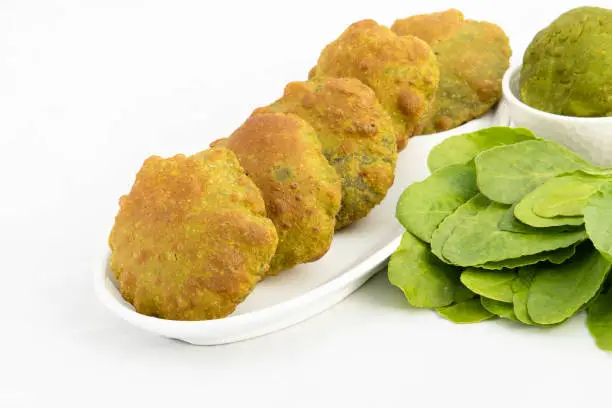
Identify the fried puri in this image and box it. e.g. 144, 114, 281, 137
108, 147, 278, 320
214, 113, 342, 274
254, 77, 397, 229
392, 9, 511, 133
309, 19, 439, 150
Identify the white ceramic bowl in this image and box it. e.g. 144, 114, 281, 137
503, 64, 612, 166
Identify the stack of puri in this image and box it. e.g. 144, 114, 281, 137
108, 9, 511, 321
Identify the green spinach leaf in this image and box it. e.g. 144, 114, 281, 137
527, 243, 612, 325
396, 163, 477, 243
515, 198, 584, 228
388, 232, 461, 308
475, 139, 609, 204
460, 268, 516, 302
427, 127, 535, 173
512, 267, 538, 325
432, 194, 587, 267
584, 182, 612, 261
435, 297, 495, 323
587, 290, 612, 351
481, 297, 519, 321
531, 172, 609, 218
477, 246, 577, 270
430, 193, 485, 264
498, 205, 583, 234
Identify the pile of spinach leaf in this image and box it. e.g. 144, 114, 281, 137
389, 127, 612, 351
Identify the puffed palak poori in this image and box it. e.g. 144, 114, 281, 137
392, 9, 511, 133
213, 112, 342, 274
254, 77, 397, 229
108, 147, 278, 320
309, 19, 440, 150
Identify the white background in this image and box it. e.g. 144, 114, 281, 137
2, 0, 612, 406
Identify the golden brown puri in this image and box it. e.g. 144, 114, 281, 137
214, 113, 342, 274
392, 10, 511, 133
108, 147, 278, 321
309, 19, 439, 151
391, 8, 464, 44
254, 77, 397, 229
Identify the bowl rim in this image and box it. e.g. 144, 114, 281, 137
502, 64, 612, 123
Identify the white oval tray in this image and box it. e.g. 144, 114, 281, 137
95, 103, 510, 345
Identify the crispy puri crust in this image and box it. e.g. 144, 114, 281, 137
391, 9, 464, 44
108, 147, 278, 320
217, 113, 342, 274
254, 77, 397, 229
392, 10, 511, 133
310, 19, 440, 150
